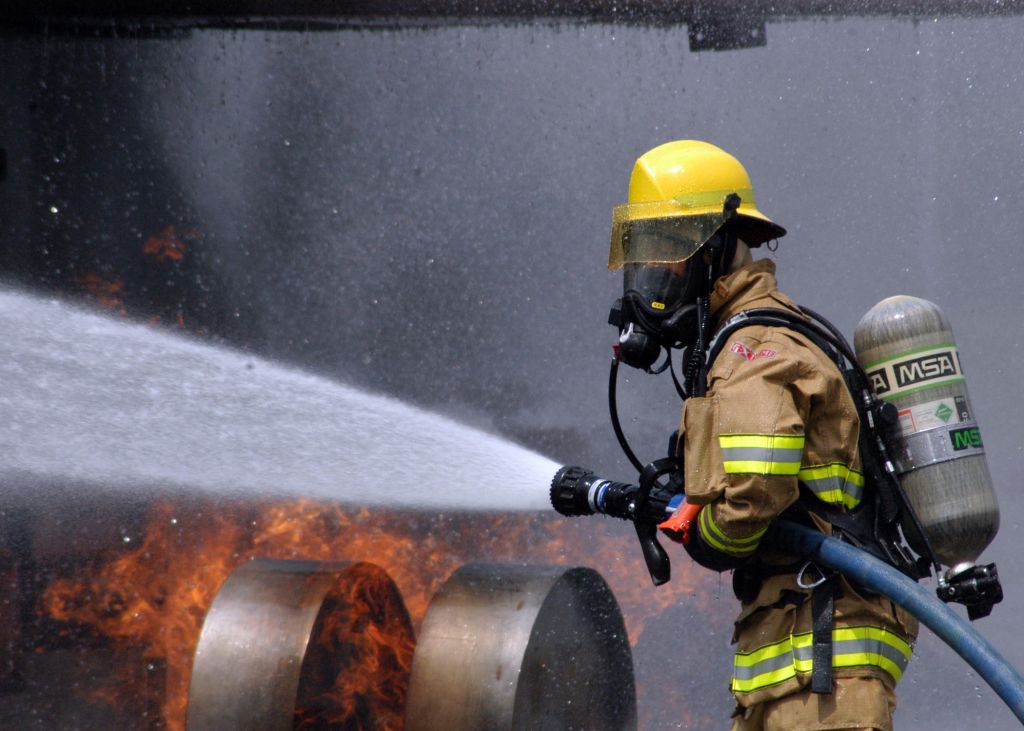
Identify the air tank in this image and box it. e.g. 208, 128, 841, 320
854, 296, 999, 567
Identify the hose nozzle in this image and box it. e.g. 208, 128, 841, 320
550, 465, 641, 520
549, 464, 680, 586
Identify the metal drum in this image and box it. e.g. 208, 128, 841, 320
186, 559, 413, 731
405, 563, 636, 731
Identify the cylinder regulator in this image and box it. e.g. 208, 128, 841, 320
854, 295, 999, 569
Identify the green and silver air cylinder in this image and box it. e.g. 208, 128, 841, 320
854, 295, 999, 567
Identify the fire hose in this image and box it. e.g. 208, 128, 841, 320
768, 519, 1024, 724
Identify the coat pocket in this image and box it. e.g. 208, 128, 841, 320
680, 395, 723, 503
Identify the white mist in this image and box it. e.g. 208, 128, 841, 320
0, 289, 557, 512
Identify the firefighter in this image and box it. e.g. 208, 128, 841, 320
609, 140, 919, 730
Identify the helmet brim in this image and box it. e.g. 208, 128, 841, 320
734, 209, 786, 247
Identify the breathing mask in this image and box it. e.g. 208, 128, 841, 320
608, 213, 736, 372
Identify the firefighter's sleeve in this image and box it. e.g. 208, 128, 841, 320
680, 333, 814, 571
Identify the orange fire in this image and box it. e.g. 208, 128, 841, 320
76, 273, 127, 315
71, 224, 201, 326
40, 497, 715, 730
294, 563, 415, 731
142, 225, 198, 263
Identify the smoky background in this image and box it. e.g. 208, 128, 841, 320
2, 8, 1023, 728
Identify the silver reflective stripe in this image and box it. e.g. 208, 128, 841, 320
732, 649, 795, 682
698, 507, 765, 557
797, 464, 865, 509
732, 628, 912, 693
831, 635, 911, 676
801, 475, 864, 504
722, 446, 804, 464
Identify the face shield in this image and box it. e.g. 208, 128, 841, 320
607, 196, 744, 371
610, 205, 728, 313
609, 201, 730, 272
608, 217, 728, 371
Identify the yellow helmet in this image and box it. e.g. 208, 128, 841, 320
609, 140, 785, 271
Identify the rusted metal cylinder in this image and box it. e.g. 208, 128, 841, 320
405, 563, 636, 731
186, 558, 413, 731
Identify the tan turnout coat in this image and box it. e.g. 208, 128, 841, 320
680, 260, 919, 710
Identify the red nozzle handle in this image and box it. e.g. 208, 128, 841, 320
659, 501, 702, 545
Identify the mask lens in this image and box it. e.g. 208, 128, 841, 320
623, 263, 688, 313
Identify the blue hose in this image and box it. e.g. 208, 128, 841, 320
767, 519, 1024, 724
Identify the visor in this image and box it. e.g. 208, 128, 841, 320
608, 205, 726, 271
608, 187, 785, 270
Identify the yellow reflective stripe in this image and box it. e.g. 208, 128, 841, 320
832, 627, 912, 661
798, 463, 865, 487
719, 434, 807, 450
732, 641, 799, 692
719, 433, 805, 476
831, 626, 912, 683
798, 463, 865, 509
833, 652, 905, 683
698, 506, 764, 557
733, 635, 792, 668
732, 626, 913, 694
732, 662, 797, 692
672, 187, 756, 209
614, 188, 756, 217
725, 460, 802, 475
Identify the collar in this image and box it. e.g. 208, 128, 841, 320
710, 259, 794, 324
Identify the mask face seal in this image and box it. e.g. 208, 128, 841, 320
607, 194, 743, 372
609, 245, 710, 371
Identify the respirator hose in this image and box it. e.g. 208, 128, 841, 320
608, 355, 645, 473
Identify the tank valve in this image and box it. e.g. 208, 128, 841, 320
937, 562, 1003, 620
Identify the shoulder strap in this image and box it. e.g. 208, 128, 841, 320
707, 307, 840, 370
707, 307, 934, 580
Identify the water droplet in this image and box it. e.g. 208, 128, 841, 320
49, 205, 59, 214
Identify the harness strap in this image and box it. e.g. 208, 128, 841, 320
811, 574, 838, 693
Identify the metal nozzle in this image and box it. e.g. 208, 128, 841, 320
550, 465, 639, 520
937, 562, 1003, 621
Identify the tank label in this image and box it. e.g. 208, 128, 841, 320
866, 345, 964, 399
895, 419, 985, 473
897, 395, 971, 436
950, 426, 984, 451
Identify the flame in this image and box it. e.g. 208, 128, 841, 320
142, 225, 195, 263
75, 273, 127, 315
70, 225, 201, 324
42, 503, 247, 726
294, 563, 415, 730
39, 498, 715, 729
